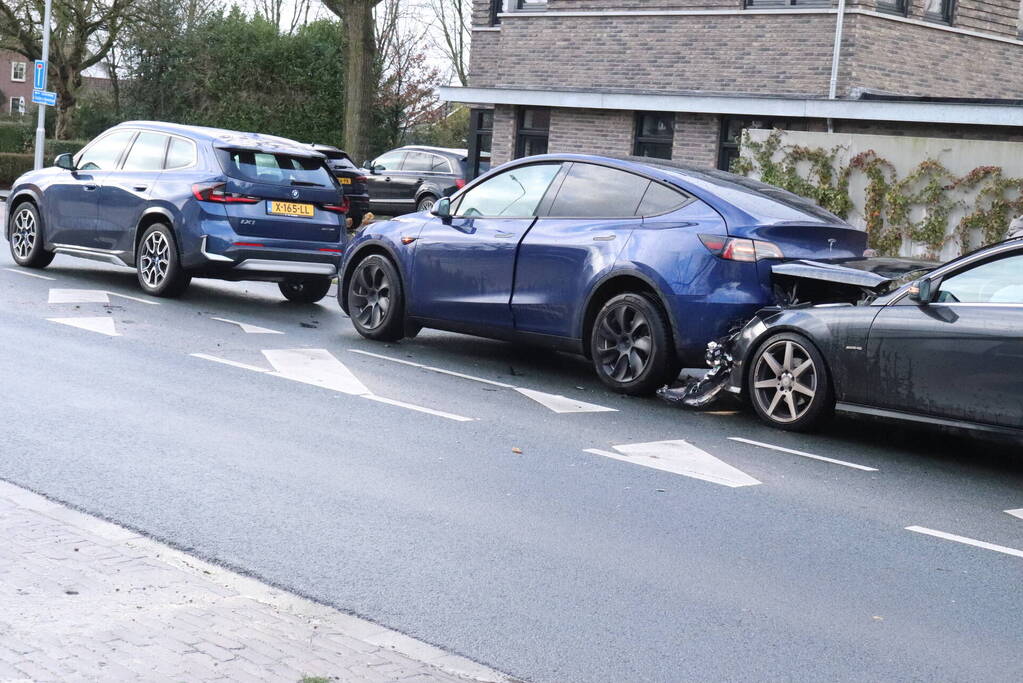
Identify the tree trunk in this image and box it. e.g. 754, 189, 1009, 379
343, 0, 377, 164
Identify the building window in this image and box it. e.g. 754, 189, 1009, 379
633, 113, 674, 160
467, 108, 493, 180
515, 108, 549, 158
10, 61, 26, 82
924, 0, 955, 23
9, 97, 25, 115
490, 0, 502, 25
876, 0, 908, 15
516, 0, 547, 9
743, 0, 831, 7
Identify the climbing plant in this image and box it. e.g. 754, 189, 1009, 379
734, 130, 1023, 257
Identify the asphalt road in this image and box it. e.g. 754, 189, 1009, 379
2, 235, 1022, 681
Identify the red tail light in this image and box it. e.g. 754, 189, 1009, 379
321, 196, 351, 214
191, 183, 259, 204
699, 234, 784, 262
455, 178, 466, 189
354, 175, 368, 183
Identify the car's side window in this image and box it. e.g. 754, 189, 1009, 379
373, 151, 405, 172
121, 132, 169, 172
403, 152, 434, 173
165, 137, 196, 170
545, 164, 651, 218
429, 155, 451, 173
76, 130, 137, 171
935, 252, 1023, 304
637, 181, 691, 216
454, 163, 561, 218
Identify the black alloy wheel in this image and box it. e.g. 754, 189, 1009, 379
347, 254, 406, 341
590, 292, 676, 395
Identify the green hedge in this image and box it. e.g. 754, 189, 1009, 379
0, 153, 34, 187
45, 139, 87, 163
0, 122, 33, 154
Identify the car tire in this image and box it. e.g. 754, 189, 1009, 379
136, 223, 190, 298
279, 277, 332, 304
416, 195, 437, 213
590, 292, 677, 396
8, 202, 54, 269
747, 332, 834, 432
347, 254, 405, 342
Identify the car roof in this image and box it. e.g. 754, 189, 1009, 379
112, 121, 324, 158
399, 145, 468, 158
494, 153, 852, 230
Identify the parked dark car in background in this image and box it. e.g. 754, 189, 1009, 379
339, 154, 873, 394
6, 122, 347, 302
727, 237, 1023, 436
364, 146, 488, 216
312, 144, 370, 228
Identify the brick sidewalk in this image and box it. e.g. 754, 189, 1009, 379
0, 479, 510, 682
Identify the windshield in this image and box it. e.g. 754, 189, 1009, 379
218, 149, 336, 187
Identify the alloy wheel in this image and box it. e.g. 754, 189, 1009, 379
418, 197, 436, 212
351, 262, 391, 329
11, 208, 36, 260
752, 339, 818, 424
139, 231, 170, 288
595, 303, 653, 382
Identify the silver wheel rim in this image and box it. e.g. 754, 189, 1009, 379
11, 208, 36, 260
595, 303, 653, 383
752, 339, 818, 424
419, 198, 435, 212
351, 262, 391, 329
139, 231, 170, 288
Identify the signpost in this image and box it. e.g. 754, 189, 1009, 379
33, 0, 54, 171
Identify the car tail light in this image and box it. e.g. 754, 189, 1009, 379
354, 175, 368, 183
455, 178, 466, 189
321, 197, 351, 214
191, 183, 259, 204
699, 234, 784, 262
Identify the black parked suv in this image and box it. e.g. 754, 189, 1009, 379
312, 144, 370, 228
364, 146, 488, 216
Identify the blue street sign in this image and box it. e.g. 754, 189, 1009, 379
31, 89, 57, 107
33, 60, 46, 90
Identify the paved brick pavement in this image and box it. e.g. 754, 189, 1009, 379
0, 479, 510, 683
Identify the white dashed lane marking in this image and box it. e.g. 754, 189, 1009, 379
584, 440, 761, 488
47, 316, 119, 337
211, 317, 284, 334
905, 526, 1023, 560
192, 349, 474, 422
350, 349, 617, 414
728, 437, 877, 472
47, 288, 159, 305
1005, 509, 1023, 521
5, 267, 55, 280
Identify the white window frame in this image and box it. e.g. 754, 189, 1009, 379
9, 96, 25, 115
10, 61, 26, 82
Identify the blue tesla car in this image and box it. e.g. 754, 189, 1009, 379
6, 122, 347, 301
338, 154, 869, 394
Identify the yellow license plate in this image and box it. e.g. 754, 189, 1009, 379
268, 201, 315, 218
338, 177, 352, 184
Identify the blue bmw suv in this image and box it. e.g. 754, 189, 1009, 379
6, 122, 347, 301
339, 154, 869, 394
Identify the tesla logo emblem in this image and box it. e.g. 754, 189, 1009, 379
291, 189, 300, 199
827, 238, 837, 253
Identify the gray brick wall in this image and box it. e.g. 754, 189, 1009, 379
672, 114, 720, 167
492, 104, 517, 165
548, 108, 635, 157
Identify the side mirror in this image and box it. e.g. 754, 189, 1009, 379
431, 197, 452, 224
55, 153, 76, 171
366, 162, 378, 174
908, 278, 933, 304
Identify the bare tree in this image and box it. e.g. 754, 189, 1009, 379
322, 0, 382, 163
254, 0, 314, 34
0, 0, 136, 139
428, 0, 469, 86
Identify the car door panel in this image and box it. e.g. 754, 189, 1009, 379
45, 170, 104, 247
95, 131, 169, 251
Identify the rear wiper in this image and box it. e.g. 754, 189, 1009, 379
290, 180, 324, 187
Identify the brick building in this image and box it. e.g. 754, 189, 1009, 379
440, 0, 1023, 176
1, 49, 33, 116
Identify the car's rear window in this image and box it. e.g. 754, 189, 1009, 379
218, 149, 335, 187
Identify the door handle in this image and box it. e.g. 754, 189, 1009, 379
593, 234, 616, 241
384, 177, 392, 182
495, 231, 515, 239
132, 185, 148, 192
83, 184, 97, 192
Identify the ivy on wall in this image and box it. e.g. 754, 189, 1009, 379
732, 130, 1023, 258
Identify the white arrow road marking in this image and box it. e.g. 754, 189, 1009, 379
193, 349, 473, 422
905, 526, 1023, 560
349, 349, 616, 414
211, 317, 284, 334
584, 440, 761, 487
1005, 509, 1023, 521
728, 437, 877, 472
5, 267, 55, 280
47, 288, 159, 305
514, 387, 617, 414
47, 316, 119, 337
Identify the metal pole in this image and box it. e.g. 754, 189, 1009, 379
827, 0, 847, 133
33, 0, 53, 170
